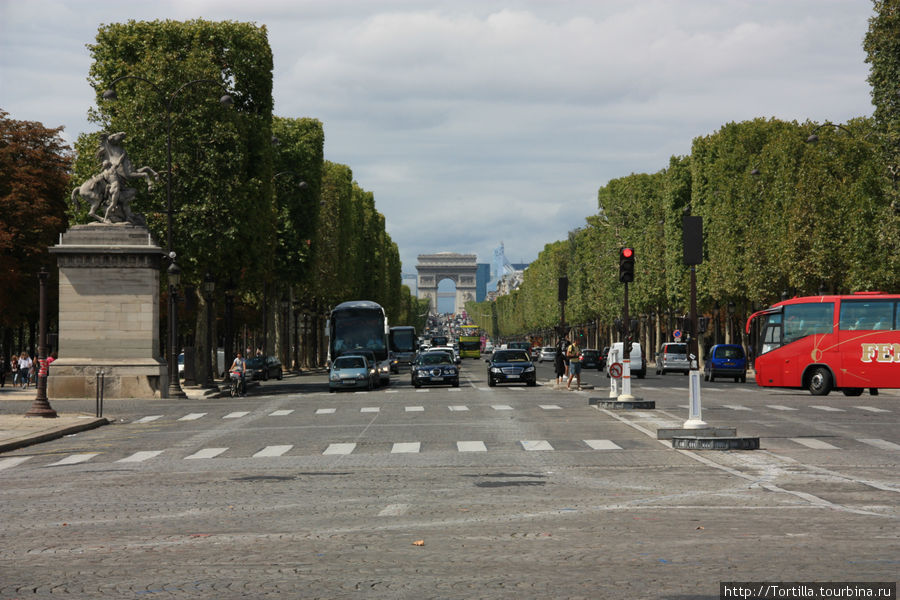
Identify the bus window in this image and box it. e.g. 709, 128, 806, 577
783, 303, 833, 343
839, 300, 895, 331
760, 313, 782, 355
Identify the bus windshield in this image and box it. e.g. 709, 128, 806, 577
389, 327, 417, 353
756, 302, 834, 355
330, 304, 387, 360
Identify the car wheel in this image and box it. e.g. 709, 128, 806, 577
488, 377, 496, 387
683, 371, 688, 376
413, 381, 421, 388
734, 377, 740, 383
263, 371, 269, 381
277, 370, 283, 380
637, 370, 645, 379
527, 379, 537, 387
841, 387, 863, 397
740, 375, 747, 383
452, 379, 460, 388
807, 366, 832, 396
329, 388, 335, 393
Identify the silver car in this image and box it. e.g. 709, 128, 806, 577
656, 342, 690, 375
538, 346, 556, 362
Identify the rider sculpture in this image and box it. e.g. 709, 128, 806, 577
71, 132, 158, 226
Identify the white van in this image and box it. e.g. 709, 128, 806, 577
606, 342, 645, 378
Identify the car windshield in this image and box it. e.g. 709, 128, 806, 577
714, 346, 744, 359
246, 357, 265, 368
335, 357, 365, 369
664, 344, 687, 354
494, 351, 529, 362
420, 353, 451, 365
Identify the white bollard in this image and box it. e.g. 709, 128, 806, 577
682, 354, 708, 428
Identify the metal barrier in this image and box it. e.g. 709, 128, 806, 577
95, 371, 105, 418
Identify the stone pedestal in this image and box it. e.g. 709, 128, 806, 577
48, 223, 167, 399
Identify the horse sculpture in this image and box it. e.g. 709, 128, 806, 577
71, 132, 159, 225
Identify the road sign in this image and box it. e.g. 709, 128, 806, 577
609, 362, 623, 378
673, 329, 682, 341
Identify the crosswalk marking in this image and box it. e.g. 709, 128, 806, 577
269, 410, 294, 416
415, 389, 430, 393
722, 405, 752, 411
448, 388, 462, 392
584, 439, 622, 450
117, 451, 163, 463
0, 457, 31, 470
315, 408, 336, 415
185, 448, 228, 460
856, 406, 890, 413
457, 441, 487, 452
323, 443, 356, 455
491, 404, 513, 410
540, 404, 562, 410
521, 440, 553, 451
790, 438, 840, 450
134, 415, 163, 423
810, 405, 844, 412
405, 406, 424, 412
253, 445, 293, 458
223, 411, 250, 419
178, 413, 207, 421
767, 405, 798, 411
857, 438, 900, 451
360, 407, 380, 413
391, 442, 420, 454
448, 405, 469, 411
49, 453, 99, 466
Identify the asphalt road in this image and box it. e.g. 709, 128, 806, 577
1, 359, 897, 599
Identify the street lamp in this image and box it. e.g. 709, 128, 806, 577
223, 280, 235, 382
166, 257, 182, 397
26, 268, 56, 418
202, 271, 216, 388
103, 75, 233, 398
280, 293, 290, 371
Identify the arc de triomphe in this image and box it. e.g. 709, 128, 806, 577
416, 253, 477, 314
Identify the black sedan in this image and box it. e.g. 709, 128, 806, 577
411, 351, 459, 388
245, 355, 283, 381
486, 349, 537, 387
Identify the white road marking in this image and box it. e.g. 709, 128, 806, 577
856, 406, 890, 413
185, 448, 228, 460
269, 410, 294, 416
540, 405, 562, 410
178, 413, 207, 421
491, 404, 513, 410
323, 443, 356, 455
857, 438, 900, 451
405, 406, 424, 412
448, 405, 469, 411
49, 453, 99, 466
391, 442, 420, 454
767, 405, 798, 411
360, 407, 380, 413
384, 390, 398, 394
722, 405, 752, 411
0, 457, 31, 471
584, 439, 622, 450
415, 389, 430, 393
134, 415, 163, 423
521, 440, 554, 451
315, 408, 336, 414
378, 503, 410, 516
790, 438, 840, 450
448, 388, 462, 392
117, 451, 163, 463
457, 441, 487, 452
810, 405, 844, 412
223, 411, 250, 419
253, 445, 293, 457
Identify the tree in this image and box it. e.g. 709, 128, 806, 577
0, 110, 71, 336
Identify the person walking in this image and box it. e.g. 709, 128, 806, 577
566, 338, 582, 391
18, 352, 32, 388
10, 355, 19, 387
554, 345, 566, 385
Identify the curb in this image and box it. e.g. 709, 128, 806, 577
0, 417, 109, 453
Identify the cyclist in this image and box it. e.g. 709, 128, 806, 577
229, 352, 247, 396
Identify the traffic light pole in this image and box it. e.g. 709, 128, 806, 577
617, 281, 641, 402
683, 262, 707, 428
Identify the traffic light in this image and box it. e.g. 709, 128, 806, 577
619, 247, 635, 283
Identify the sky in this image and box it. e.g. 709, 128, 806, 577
0, 0, 876, 298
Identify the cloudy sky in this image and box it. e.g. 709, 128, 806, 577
0, 0, 875, 288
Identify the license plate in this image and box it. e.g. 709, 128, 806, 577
506, 374, 519, 379
431, 376, 444, 381
723, 362, 734, 367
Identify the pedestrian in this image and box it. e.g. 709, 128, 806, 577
559, 338, 570, 379
554, 345, 565, 385
18, 352, 32, 388
0, 355, 7, 387
10, 355, 19, 387
566, 338, 582, 391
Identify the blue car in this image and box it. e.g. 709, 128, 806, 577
704, 344, 747, 383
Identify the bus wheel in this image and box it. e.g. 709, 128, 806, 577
807, 367, 832, 396
841, 388, 863, 397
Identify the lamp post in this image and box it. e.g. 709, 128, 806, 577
202, 271, 216, 388
223, 280, 235, 382
26, 268, 56, 418
280, 293, 290, 370
103, 76, 233, 399
166, 258, 182, 397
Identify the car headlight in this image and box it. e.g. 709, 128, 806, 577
490, 367, 502, 373
330, 373, 340, 381
446, 368, 456, 375
525, 366, 535, 373
356, 373, 366, 380
380, 365, 389, 373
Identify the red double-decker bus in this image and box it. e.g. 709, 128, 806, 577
746, 292, 900, 396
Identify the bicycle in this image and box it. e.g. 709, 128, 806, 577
229, 371, 245, 397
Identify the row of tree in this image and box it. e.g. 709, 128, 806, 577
468, 2, 899, 353
2, 19, 428, 369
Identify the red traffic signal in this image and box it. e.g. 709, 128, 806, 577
619, 247, 635, 283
